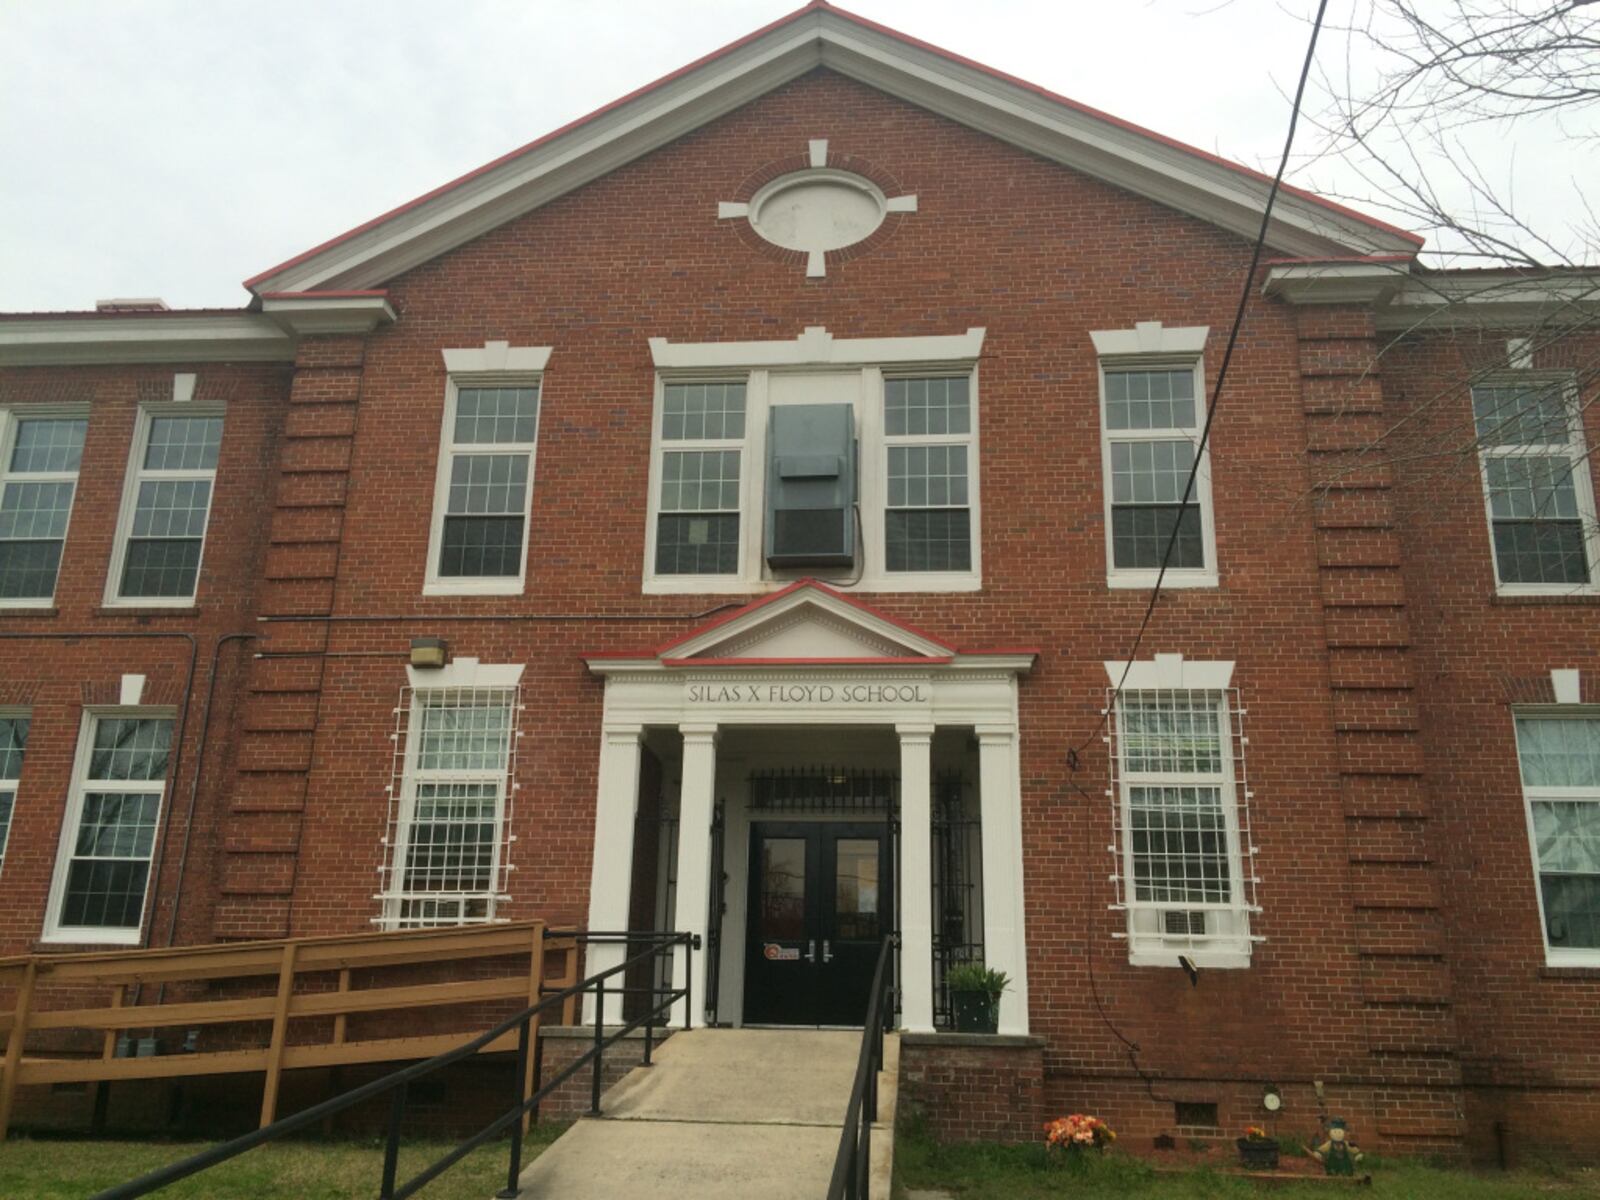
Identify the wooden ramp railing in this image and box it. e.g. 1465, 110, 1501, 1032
0, 920, 579, 1140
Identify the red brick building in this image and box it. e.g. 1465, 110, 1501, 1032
2, 2, 1597, 1162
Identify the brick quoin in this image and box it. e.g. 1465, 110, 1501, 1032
1, 45, 1596, 1165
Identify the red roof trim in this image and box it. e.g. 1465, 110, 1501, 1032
242, 1, 831, 290
257, 290, 391, 300
662, 655, 953, 667
651, 578, 958, 656
245, 0, 1418, 291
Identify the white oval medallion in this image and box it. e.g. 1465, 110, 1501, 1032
748, 169, 887, 257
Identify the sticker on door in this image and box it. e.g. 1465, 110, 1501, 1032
763, 943, 801, 961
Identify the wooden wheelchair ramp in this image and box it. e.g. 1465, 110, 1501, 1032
514, 1028, 898, 1200
0, 920, 578, 1139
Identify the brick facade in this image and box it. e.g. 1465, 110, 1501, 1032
1, 38, 1596, 1162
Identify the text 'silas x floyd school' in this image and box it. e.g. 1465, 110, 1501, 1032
2, 0, 1598, 1164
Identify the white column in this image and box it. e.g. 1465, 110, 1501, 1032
583, 724, 643, 1026
671, 723, 718, 1026
978, 725, 1030, 1035
897, 723, 935, 1033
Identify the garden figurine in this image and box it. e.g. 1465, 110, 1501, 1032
1309, 1118, 1363, 1176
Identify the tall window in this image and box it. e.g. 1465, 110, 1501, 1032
0, 414, 88, 604
386, 687, 518, 928
47, 715, 172, 943
1516, 715, 1600, 962
0, 714, 26, 873
426, 384, 541, 593
1111, 688, 1253, 965
1099, 365, 1215, 586
884, 376, 973, 573
653, 381, 746, 576
1473, 380, 1596, 590
110, 413, 223, 602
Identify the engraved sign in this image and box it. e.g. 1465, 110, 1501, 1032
685, 682, 929, 706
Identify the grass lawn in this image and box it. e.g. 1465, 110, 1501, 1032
894, 1130, 1600, 1199
0, 1124, 567, 1200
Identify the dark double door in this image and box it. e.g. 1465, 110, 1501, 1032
744, 821, 891, 1026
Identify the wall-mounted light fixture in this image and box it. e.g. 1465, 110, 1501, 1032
410, 637, 448, 669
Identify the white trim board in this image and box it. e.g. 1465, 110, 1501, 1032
245, 9, 1417, 295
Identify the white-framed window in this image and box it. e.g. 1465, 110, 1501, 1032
883, 376, 974, 573
0, 712, 27, 874
1091, 323, 1216, 589
1472, 377, 1598, 593
44, 712, 174, 944
424, 382, 542, 595
106, 409, 223, 605
380, 665, 522, 929
652, 380, 748, 577
642, 327, 986, 593
1105, 656, 1257, 967
1515, 712, 1600, 965
0, 410, 88, 606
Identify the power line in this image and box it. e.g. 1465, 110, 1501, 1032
1069, 0, 1333, 768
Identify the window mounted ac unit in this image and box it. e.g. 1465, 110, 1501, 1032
1162, 909, 1207, 937
765, 403, 857, 568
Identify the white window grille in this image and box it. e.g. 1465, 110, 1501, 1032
107, 411, 224, 605
884, 376, 975, 573
1515, 713, 1600, 965
0, 413, 88, 605
379, 683, 522, 929
1105, 686, 1260, 967
1471, 378, 1598, 593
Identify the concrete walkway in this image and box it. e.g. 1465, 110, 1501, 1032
515, 1028, 898, 1199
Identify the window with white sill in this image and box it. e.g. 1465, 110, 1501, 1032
642, 327, 985, 594
0, 713, 26, 874
380, 675, 522, 929
45, 714, 173, 944
0, 412, 88, 605
1471, 377, 1598, 593
1515, 713, 1600, 964
107, 410, 223, 604
1105, 660, 1258, 967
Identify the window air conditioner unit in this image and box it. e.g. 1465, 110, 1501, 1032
765, 403, 857, 568
1162, 909, 1207, 937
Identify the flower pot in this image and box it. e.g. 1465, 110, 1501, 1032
1236, 1137, 1280, 1170
951, 989, 999, 1033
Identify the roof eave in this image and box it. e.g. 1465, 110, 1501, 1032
247, 6, 1418, 296
0, 312, 295, 367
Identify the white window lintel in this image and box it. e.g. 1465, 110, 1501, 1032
405, 656, 525, 691
649, 326, 985, 371
442, 341, 553, 377
1105, 654, 1234, 691
1091, 322, 1209, 360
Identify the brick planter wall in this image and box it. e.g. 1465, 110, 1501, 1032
899, 1033, 1044, 1144
535, 1025, 668, 1120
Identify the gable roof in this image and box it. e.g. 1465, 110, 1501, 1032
245, 1, 1421, 296
584, 579, 1038, 669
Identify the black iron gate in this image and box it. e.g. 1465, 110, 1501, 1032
931, 769, 983, 1029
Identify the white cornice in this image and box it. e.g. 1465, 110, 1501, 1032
1373, 273, 1600, 332
1090, 321, 1209, 358
443, 340, 553, 375
0, 313, 294, 367
260, 294, 396, 336
1262, 261, 1411, 307
246, 10, 1418, 295
649, 325, 985, 370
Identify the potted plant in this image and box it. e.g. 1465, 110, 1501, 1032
1045, 1114, 1116, 1165
945, 962, 1009, 1033
1237, 1125, 1280, 1170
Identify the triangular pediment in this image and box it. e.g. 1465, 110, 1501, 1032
246, 3, 1417, 295
659, 580, 954, 663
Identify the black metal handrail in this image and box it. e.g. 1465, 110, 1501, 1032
825, 934, 896, 1200
91, 929, 697, 1200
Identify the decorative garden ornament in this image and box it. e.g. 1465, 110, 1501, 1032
1309, 1118, 1364, 1176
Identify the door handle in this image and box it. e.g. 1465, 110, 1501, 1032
805, 939, 816, 963
821, 939, 833, 963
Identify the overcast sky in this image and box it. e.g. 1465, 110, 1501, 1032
0, 1, 1585, 312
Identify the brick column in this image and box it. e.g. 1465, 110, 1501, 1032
1297, 305, 1466, 1154
215, 335, 366, 940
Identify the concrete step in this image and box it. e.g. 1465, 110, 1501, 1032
516, 1027, 898, 1199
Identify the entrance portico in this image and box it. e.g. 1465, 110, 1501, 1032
583, 580, 1036, 1034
